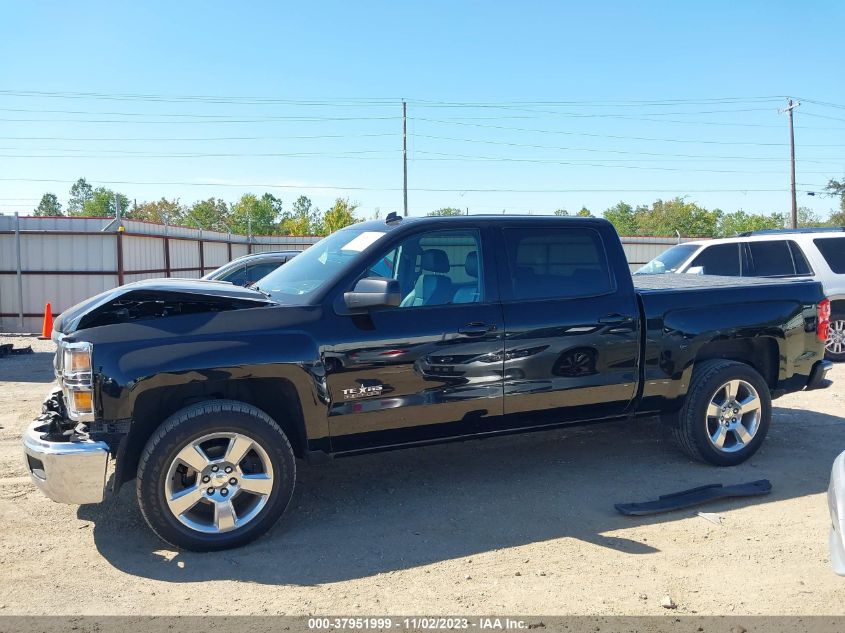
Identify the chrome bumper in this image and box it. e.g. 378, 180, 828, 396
23, 419, 110, 505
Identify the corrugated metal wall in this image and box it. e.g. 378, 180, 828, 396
0, 215, 689, 332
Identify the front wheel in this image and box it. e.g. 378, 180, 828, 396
825, 313, 845, 362
137, 400, 296, 551
670, 359, 771, 466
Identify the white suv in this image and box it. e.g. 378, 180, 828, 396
636, 228, 845, 361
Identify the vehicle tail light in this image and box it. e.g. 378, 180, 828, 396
818, 298, 831, 343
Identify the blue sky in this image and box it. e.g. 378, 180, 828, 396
1, 0, 844, 221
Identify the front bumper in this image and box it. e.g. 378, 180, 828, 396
807, 359, 834, 390
22, 393, 111, 505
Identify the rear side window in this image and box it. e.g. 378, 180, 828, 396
246, 261, 283, 284
749, 241, 795, 276
788, 242, 813, 275
689, 243, 741, 276
220, 264, 247, 285
502, 227, 612, 300
814, 237, 845, 274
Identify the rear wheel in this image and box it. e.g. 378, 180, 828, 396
137, 400, 296, 551
670, 359, 771, 466
825, 313, 845, 362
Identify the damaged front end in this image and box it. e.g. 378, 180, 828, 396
23, 278, 277, 505
23, 388, 113, 505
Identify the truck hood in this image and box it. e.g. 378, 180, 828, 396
55, 278, 276, 335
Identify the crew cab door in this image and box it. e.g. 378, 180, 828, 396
493, 223, 640, 428
324, 226, 504, 452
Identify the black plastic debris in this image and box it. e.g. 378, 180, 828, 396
615, 479, 772, 516
0, 344, 33, 358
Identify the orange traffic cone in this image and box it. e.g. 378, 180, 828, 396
38, 303, 53, 340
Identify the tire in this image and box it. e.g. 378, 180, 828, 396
670, 359, 771, 466
825, 313, 845, 362
136, 400, 296, 551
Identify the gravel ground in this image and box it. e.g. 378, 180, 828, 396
1, 335, 844, 615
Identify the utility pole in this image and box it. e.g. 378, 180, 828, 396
781, 98, 800, 229
402, 100, 408, 217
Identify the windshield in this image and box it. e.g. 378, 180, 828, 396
635, 244, 700, 274
254, 228, 386, 301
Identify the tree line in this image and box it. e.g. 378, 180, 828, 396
33, 177, 845, 238
33, 178, 360, 236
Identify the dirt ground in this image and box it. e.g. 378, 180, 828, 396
1, 334, 844, 616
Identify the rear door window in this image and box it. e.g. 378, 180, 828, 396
748, 240, 795, 276
689, 243, 742, 276
502, 227, 613, 300
814, 237, 845, 274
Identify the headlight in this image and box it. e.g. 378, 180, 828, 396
63, 345, 92, 378
59, 341, 95, 421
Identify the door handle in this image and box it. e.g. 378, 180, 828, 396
598, 314, 633, 325
458, 322, 496, 336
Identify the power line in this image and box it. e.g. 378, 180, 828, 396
410, 133, 845, 162
0, 89, 788, 106
413, 118, 845, 146
411, 150, 837, 174
0, 133, 397, 142
0, 115, 400, 124
0, 176, 827, 194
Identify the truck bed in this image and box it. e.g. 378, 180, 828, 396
633, 273, 814, 293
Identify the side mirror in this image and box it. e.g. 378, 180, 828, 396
344, 277, 401, 311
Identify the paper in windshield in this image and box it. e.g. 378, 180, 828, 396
341, 231, 385, 252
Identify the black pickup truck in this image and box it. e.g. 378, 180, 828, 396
24, 215, 833, 550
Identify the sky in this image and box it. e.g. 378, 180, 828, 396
1, 0, 844, 222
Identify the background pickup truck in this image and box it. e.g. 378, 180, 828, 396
24, 214, 833, 551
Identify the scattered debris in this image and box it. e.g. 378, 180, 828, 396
639, 593, 648, 601
615, 480, 772, 516
731, 626, 747, 633
661, 594, 677, 609
696, 511, 723, 525
0, 344, 32, 358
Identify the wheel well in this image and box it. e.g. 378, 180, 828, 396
115, 377, 305, 490
831, 298, 845, 316
694, 337, 779, 388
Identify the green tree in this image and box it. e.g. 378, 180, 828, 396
320, 198, 360, 235
829, 209, 845, 226
33, 193, 63, 217
126, 198, 184, 224
553, 208, 569, 216
603, 201, 637, 235
67, 178, 93, 214
576, 206, 592, 217
427, 207, 464, 216
185, 198, 230, 231
281, 195, 320, 235
74, 187, 130, 217
635, 197, 721, 237
825, 176, 845, 217
717, 210, 785, 236
797, 206, 824, 227
230, 193, 283, 235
